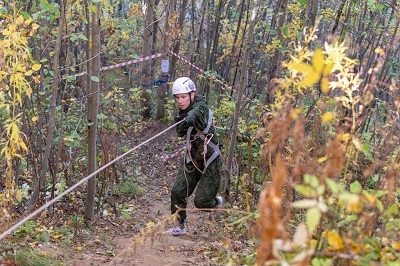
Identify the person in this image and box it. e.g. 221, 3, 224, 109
166, 77, 223, 236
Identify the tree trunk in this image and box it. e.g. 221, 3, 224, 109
84, 0, 101, 220
156, 0, 170, 120
205, 0, 224, 102
169, 0, 189, 80
331, 0, 346, 34
27, 0, 66, 211
224, 1, 257, 202
141, 0, 155, 119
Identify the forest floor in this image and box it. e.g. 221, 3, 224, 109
62, 121, 232, 265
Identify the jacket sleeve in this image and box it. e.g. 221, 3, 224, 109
184, 102, 209, 131
176, 102, 209, 137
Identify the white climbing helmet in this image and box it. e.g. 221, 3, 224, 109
172, 77, 196, 95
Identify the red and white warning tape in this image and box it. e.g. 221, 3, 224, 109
160, 145, 186, 161
61, 53, 164, 80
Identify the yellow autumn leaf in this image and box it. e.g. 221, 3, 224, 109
327, 231, 344, 251
53, 233, 63, 239
300, 72, 320, 87
31, 23, 39, 31
340, 133, 352, 141
32, 116, 38, 122
321, 112, 334, 123
365, 193, 376, 203
320, 77, 330, 94
323, 62, 334, 76
375, 47, 384, 55
16, 15, 24, 25
346, 196, 362, 213
75, 246, 83, 251
291, 62, 315, 74
26, 87, 32, 96
349, 240, 361, 254
32, 64, 41, 71
318, 156, 328, 163
25, 70, 33, 76
312, 48, 324, 74
391, 242, 400, 251
20, 141, 28, 152
24, 18, 32, 25
16, 190, 23, 201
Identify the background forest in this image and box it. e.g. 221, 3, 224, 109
0, 0, 399, 265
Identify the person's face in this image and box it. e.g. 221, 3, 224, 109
175, 92, 194, 110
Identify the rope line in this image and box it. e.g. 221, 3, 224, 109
61, 53, 164, 80
160, 145, 186, 161
0, 121, 183, 242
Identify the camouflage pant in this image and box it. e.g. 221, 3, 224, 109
170, 155, 222, 222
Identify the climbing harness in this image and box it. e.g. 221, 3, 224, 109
184, 108, 221, 174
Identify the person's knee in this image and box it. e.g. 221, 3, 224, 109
194, 197, 213, 209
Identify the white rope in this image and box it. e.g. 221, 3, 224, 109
0, 121, 183, 241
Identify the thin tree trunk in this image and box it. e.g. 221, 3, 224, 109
205, 0, 224, 101
331, 0, 346, 34
223, 0, 246, 84
224, 1, 257, 201
27, 0, 66, 211
84, 0, 101, 220
170, 0, 189, 79
156, 0, 170, 120
141, 0, 155, 119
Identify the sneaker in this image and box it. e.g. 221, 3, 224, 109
216, 196, 223, 207
165, 225, 187, 236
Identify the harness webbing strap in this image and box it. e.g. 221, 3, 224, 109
204, 108, 213, 133
184, 108, 221, 171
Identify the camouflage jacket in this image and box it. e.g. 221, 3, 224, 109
177, 95, 221, 162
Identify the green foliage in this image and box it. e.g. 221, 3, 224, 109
0, 3, 39, 229
254, 22, 400, 264
115, 179, 146, 197
3, 247, 64, 266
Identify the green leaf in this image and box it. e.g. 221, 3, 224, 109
316, 185, 325, 196
376, 200, 383, 211
385, 204, 399, 217
88, 5, 98, 12
92, 0, 102, 2
304, 174, 319, 188
91, 76, 100, 82
97, 113, 107, 119
338, 192, 359, 205
376, 4, 385, 11
40, 231, 50, 243
146, 89, 153, 94
70, 34, 78, 41
78, 34, 88, 41
21, 12, 31, 19
294, 185, 315, 197
337, 214, 357, 227
306, 207, 321, 233
326, 178, 341, 194
350, 181, 362, 194
375, 190, 388, 198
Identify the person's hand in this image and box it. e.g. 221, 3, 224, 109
174, 113, 187, 124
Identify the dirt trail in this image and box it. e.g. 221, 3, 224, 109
66, 122, 223, 266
